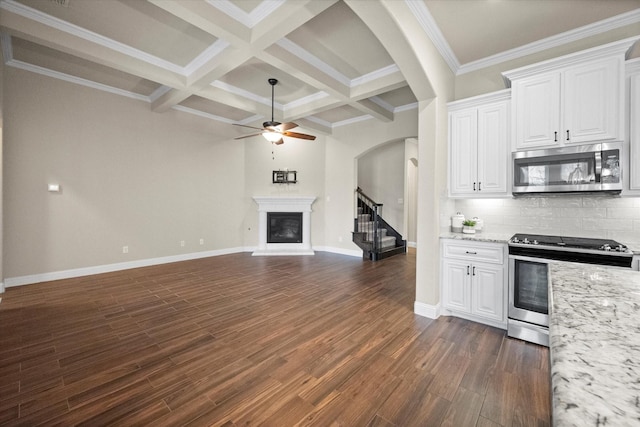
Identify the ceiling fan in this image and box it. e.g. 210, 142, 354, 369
234, 78, 316, 145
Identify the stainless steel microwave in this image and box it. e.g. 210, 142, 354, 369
512, 142, 623, 195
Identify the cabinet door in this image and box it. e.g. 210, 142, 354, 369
442, 259, 471, 314
563, 58, 623, 144
470, 263, 504, 323
449, 109, 478, 195
513, 73, 561, 149
630, 74, 640, 190
477, 101, 508, 194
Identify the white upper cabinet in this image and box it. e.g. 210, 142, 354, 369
449, 108, 478, 195
563, 58, 622, 143
504, 38, 635, 151
448, 90, 510, 197
513, 72, 561, 148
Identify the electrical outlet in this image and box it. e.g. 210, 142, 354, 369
199, 238, 204, 245
122, 246, 128, 254
180, 240, 185, 247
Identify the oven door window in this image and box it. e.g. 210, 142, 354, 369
513, 260, 548, 315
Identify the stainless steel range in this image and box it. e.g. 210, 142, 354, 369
508, 233, 634, 347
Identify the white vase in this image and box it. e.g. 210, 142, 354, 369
462, 226, 476, 234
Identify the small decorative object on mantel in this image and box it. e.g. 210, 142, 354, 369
462, 219, 477, 234
272, 170, 297, 184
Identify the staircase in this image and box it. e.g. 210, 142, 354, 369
352, 188, 407, 261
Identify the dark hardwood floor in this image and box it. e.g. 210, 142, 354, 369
0, 249, 550, 426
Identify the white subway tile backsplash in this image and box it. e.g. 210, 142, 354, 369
606, 207, 640, 219
451, 196, 640, 244
582, 197, 637, 208
582, 218, 634, 231
558, 207, 607, 218
538, 196, 583, 208
520, 207, 554, 217
538, 217, 584, 231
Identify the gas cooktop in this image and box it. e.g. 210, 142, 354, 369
509, 233, 632, 254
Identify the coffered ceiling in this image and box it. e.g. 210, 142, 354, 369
1, 0, 639, 143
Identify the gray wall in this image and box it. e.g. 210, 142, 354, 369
357, 140, 406, 232
3, 65, 419, 282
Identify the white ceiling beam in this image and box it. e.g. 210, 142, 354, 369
196, 85, 273, 118
146, 0, 252, 46
260, 44, 393, 122
0, 4, 186, 88
295, 117, 332, 135
147, 0, 339, 116
349, 69, 407, 100
354, 98, 393, 121
345, 0, 436, 102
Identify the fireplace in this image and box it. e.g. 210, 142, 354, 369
267, 212, 303, 243
252, 196, 316, 256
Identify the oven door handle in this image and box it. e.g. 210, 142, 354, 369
508, 254, 553, 264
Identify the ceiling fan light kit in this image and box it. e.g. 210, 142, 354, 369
234, 78, 316, 145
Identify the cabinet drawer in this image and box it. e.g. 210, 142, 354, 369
442, 240, 505, 264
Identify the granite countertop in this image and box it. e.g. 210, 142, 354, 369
439, 230, 512, 244
549, 262, 640, 426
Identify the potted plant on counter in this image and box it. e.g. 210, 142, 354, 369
462, 219, 477, 234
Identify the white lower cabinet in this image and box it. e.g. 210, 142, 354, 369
441, 239, 507, 329
630, 73, 640, 191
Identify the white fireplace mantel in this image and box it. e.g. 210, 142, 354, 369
252, 196, 316, 256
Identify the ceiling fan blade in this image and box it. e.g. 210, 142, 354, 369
277, 122, 298, 131
282, 131, 316, 140
234, 132, 264, 140
233, 123, 266, 131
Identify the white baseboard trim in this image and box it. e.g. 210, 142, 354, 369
414, 301, 440, 319
5, 247, 248, 288
3, 245, 371, 289
408, 241, 417, 248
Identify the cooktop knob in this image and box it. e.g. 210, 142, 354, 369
523, 238, 530, 244
601, 244, 611, 251
532, 239, 539, 245
512, 237, 519, 243
616, 245, 626, 252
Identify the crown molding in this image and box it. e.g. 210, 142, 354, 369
503, 36, 639, 85
404, 0, 460, 73
447, 89, 511, 111
171, 105, 237, 124
404, 0, 640, 76
333, 114, 373, 128
8, 59, 150, 101
351, 64, 401, 88
459, 8, 640, 75
211, 80, 279, 109
394, 102, 418, 113
283, 91, 330, 111
304, 115, 332, 129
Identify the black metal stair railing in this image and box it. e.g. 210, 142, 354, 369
353, 187, 407, 260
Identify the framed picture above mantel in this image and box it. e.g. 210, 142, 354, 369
273, 170, 297, 184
